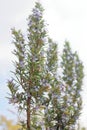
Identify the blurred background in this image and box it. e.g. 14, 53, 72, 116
0, 0, 87, 129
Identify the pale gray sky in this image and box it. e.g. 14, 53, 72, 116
0, 0, 87, 128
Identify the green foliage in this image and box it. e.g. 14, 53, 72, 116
7, 1, 84, 130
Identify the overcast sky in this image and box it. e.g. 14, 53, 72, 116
0, 0, 87, 128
